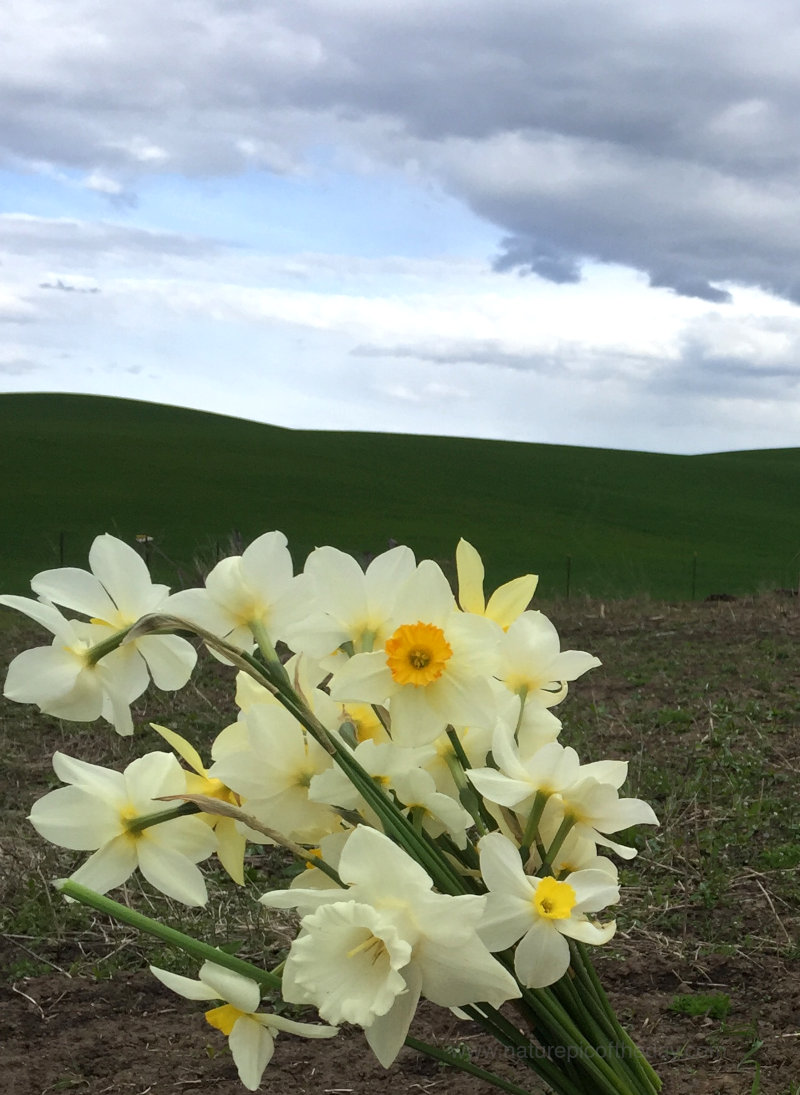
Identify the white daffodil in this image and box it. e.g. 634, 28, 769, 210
456, 538, 538, 628
260, 825, 520, 1067
165, 530, 311, 652
557, 773, 660, 860
469, 733, 658, 860
309, 739, 472, 847
468, 734, 582, 815
329, 560, 500, 746
28, 533, 197, 694
208, 703, 341, 844
291, 543, 418, 668
497, 610, 601, 710
150, 962, 337, 1091
0, 596, 148, 735
478, 832, 619, 988
493, 680, 563, 759
29, 751, 217, 905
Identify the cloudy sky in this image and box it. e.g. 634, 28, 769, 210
4, 0, 800, 453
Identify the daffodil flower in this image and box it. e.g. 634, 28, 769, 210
149, 961, 338, 1091
291, 543, 418, 667
478, 831, 619, 988
151, 723, 247, 884
208, 703, 341, 844
260, 825, 520, 1067
165, 530, 311, 653
28, 533, 197, 693
309, 739, 473, 846
329, 561, 500, 746
0, 596, 147, 735
497, 610, 601, 710
456, 538, 538, 627
29, 751, 217, 904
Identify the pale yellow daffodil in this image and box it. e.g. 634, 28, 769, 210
455, 538, 538, 628
150, 961, 337, 1091
151, 723, 247, 884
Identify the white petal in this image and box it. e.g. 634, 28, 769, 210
569, 869, 621, 915
89, 534, 167, 618
149, 965, 219, 1001
263, 1014, 338, 1038
134, 634, 196, 690
52, 752, 126, 800
31, 568, 119, 623
387, 686, 447, 746
428, 669, 495, 732
29, 786, 121, 849
4, 647, 100, 718
229, 1014, 274, 1092
136, 841, 210, 905
364, 546, 416, 609
123, 751, 185, 809
150, 816, 219, 861
163, 587, 234, 635
479, 892, 536, 952
338, 825, 434, 897
557, 917, 616, 946
390, 560, 454, 624
240, 531, 293, 596
0, 594, 74, 637
515, 919, 570, 988
549, 649, 602, 681
329, 651, 394, 705
365, 964, 422, 1068
68, 836, 139, 894
199, 963, 261, 1013
305, 546, 368, 624
467, 767, 532, 809
416, 934, 521, 1008
478, 832, 534, 900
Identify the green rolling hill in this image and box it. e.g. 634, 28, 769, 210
1, 392, 798, 600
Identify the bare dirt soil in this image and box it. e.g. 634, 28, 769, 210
2, 594, 799, 1095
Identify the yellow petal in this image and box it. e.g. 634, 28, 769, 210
150, 723, 207, 777
485, 574, 538, 629
215, 818, 247, 885
455, 539, 485, 615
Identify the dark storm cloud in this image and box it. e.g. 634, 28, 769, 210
7, 1, 800, 301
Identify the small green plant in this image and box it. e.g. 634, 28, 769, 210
668, 992, 731, 1020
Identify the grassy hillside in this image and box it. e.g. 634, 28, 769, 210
1, 392, 799, 599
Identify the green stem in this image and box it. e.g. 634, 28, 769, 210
405, 1034, 537, 1095
518, 985, 638, 1095
467, 1003, 589, 1095
86, 626, 131, 666
519, 790, 549, 865
58, 881, 282, 992
513, 687, 528, 741
541, 816, 575, 874
249, 620, 291, 688
568, 943, 660, 1092
125, 801, 200, 833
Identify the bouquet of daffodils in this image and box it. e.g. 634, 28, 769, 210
2, 532, 661, 1094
